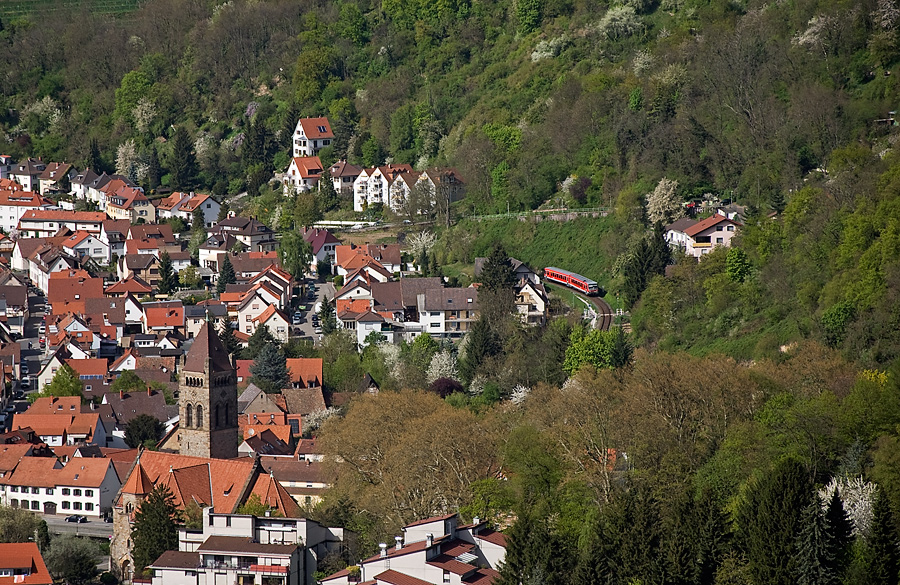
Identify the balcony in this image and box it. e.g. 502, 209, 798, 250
692, 242, 711, 249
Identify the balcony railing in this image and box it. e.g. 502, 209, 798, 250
692, 242, 712, 248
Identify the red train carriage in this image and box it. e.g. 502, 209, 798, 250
543, 267, 601, 296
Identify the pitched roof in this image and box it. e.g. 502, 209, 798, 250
247, 471, 302, 517
65, 359, 108, 377
143, 301, 185, 329
0, 543, 53, 585
129, 223, 176, 243
105, 275, 152, 295
47, 273, 104, 305
290, 156, 324, 180
198, 535, 298, 556
120, 460, 153, 495
374, 570, 434, 585
0, 191, 51, 208
296, 117, 333, 140
664, 217, 697, 233
683, 214, 741, 237
19, 209, 105, 223
37, 162, 72, 182
420, 288, 478, 312
253, 305, 289, 326
183, 321, 234, 373
302, 228, 341, 255
281, 387, 326, 416
405, 513, 457, 528
150, 551, 200, 570
329, 160, 363, 179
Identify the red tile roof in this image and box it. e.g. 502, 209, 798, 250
144, 301, 185, 329
290, 156, 324, 180
374, 570, 434, 585
19, 209, 105, 222
0, 543, 53, 585
683, 214, 741, 237
297, 117, 333, 140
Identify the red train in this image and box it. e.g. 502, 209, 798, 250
543, 267, 602, 296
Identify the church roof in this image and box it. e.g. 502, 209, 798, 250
120, 460, 153, 495
184, 321, 233, 373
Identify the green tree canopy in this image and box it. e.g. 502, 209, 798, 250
132, 485, 181, 575
319, 296, 337, 334
216, 255, 237, 295
244, 324, 276, 360
0, 505, 50, 550
250, 343, 291, 393
219, 320, 240, 356
278, 231, 312, 280
157, 251, 177, 294
30, 364, 83, 403
169, 126, 197, 191
45, 535, 99, 585
124, 414, 165, 448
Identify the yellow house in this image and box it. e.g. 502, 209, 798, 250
105, 186, 156, 223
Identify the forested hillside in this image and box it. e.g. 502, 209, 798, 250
7, 0, 900, 582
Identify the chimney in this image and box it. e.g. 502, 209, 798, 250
379, 543, 387, 558
394, 536, 402, 551
473, 516, 480, 525
426, 534, 433, 548
147, 385, 152, 397
119, 389, 124, 399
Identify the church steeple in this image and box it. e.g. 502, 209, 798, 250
179, 322, 238, 459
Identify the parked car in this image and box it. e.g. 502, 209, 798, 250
314, 326, 323, 335
20, 363, 27, 375
65, 515, 87, 523
13, 390, 24, 400
20, 379, 30, 390
292, 313, 302, 325
38, 325, 45, 335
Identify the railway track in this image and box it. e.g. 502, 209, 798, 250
589, 295, 614, 331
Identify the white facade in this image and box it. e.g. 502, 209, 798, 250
0, 459, 120, 517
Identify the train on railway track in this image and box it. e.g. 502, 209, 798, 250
543, 267, 603, 296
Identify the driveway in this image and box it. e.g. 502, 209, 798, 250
290, 278, 334, 343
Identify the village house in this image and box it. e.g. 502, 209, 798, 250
17, 209, 106, 239
37, 162, 75, 195
199, 233, 247, 272
0, 543, 53, 585
111, 450, 305, 581
155, 191, 221, 227
301, 228, 341, 268
118, 254, 160, 289
148, 506, 344, 585
292, 116, 333, 158
353, 164, 414, 212
283, 156, 324, 194
328, 160, 362, 194
99, 219, 131, 259
0, 455, 120, 517
416, 288, 479, 339
321, 513, 505, 585
106, 186, 156, 223
0, 155, 14, 180
0, 189, 54, 235
665, 212, 742, 258
9, 158, 46, 192
61, 231, 109, 264
211, 216, 278, 252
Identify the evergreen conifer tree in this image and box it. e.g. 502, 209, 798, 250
283, 103, 299, 150
157, 251, 177, 295
770, 190, 787, 214
865, 487, 900, 585
648, 221, 672, 275
250, 343, 291, 393
460, 317, 500, 382
169, 126, 197, 190
191, 206, 206, 231
662, 490, 698, 585
573, 510, 618, 585
823, 488, 854, 578
132, 485, 180, 575
147, 146, 160, 190
793, 497, 833, 585
319, 297, 337, 334
694, 489, 731, 585
496, 510, 565, 585
219, 320, 240, 356
244, 324, 276, 360
216, 255, 236, 295
85, 138, 103, 173
736, 458, 812, 585
609, 325, 633, 368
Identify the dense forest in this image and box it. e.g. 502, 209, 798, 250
7, 0, 900, 582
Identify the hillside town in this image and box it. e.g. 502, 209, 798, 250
0, 115, 519, 585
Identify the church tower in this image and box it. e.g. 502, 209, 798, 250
179, 321, 238, 459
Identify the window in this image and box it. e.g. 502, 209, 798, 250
62, 488, 70, 495
716, 226, 724, 231
727, 225, 735, 232
716, 237, 724, 244
85, 490, 93, 497
209, 514, 214, 526
73, 502, 82, 510
10, 486, 17, 493
443, 570, 451, 583
85, 503, 94, 511
31, 501, 39, 510
10, 499, 17, 508
73, 489, 82, 496
46, 488, 53, 495
31, 487, 39, 494
226, 517, 231, 527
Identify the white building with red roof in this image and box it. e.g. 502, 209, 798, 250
61, 230, 109, 264
665, 212, 741, 258
0, 542, 53, 585
155, 191, 220, 227
292, 116, 334, 158
0, 188, 55, 235
0, 456, 121, 516
283, 156, 325, 194
302, 227, 341, 267
322, 514, 505, 585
